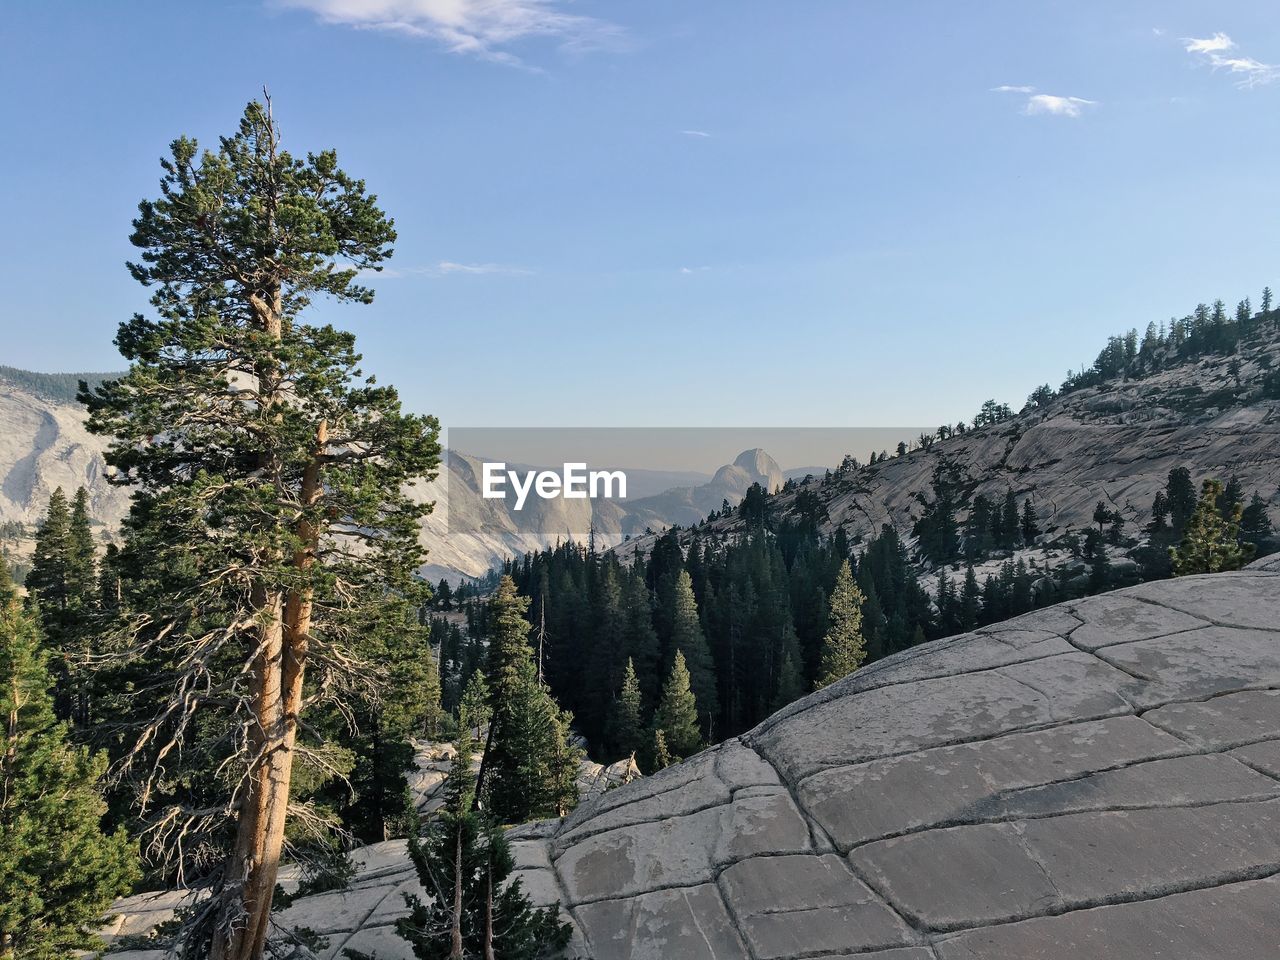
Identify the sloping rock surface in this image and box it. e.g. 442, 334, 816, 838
108, 561, 1280, 959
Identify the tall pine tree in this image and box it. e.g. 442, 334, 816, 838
652, 650, 701, 762
773, 649, 804, 711
1021, 497, 1040, 544
667, 571, 718, 732
608, 658, 644, 759
399, 724, 571, 960
1240, 494, 1273, 550
959, 565, 980, 631
815, 560, 866, 689
650, 729, 674, 772
81, 100, 440, 959
1170, 479, 1256, 575
1166, 467, 1197, 530
335, 602, 444, 843
459, 671, 491, 739
25, 487, 98, 726
25, 489, 71, 610
481, 578, 580, 824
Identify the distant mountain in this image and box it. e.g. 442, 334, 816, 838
609, 467, 713, 499
414, 447, 784, 583
0, 374, 127, 534
615, 449, 783, 537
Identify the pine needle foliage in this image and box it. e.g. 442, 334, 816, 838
398, 727, 571, 960
0, 567, 137, 960
815, 560, 866, 689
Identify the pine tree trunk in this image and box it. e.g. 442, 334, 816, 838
4, 666, 19, 806
483, 856, 496, 960
450, 822, 464, 960
372, 720, 387, 841
209, 597, 293, 960
210, 424, 324, 960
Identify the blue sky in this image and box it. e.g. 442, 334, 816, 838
2, 1, 1279, 430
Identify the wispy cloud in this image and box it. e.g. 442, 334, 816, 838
1024, 94, 1096, 117
1219, 56, 1280, 87
1183, 32, 1279, 88
358, 260, 534, 279
992, 85, 1096, 118
681, 130, 711, 138
679, 266, 710, 275
437, 260, 533, 276
275, 0, 623, 66
1183, 32, 1235, 55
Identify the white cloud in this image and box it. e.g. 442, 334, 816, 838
681, 130, 711, 138
357, 260, 533, 278
993, 85, 1095, 117
1214, 55, 1280, 88
1183, 32, 1235, 55
436, 260, 534, 276
1023, 94, 1096, 117
275, 0, 623, 65
1183, 32, 1279, 88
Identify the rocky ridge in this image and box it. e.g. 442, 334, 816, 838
106, 556, 1280, 958
616, 334, 1280, 579
0, 381, 127, 538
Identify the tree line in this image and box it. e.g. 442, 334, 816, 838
0, 366, 121, 404
488, 509, 932, 769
